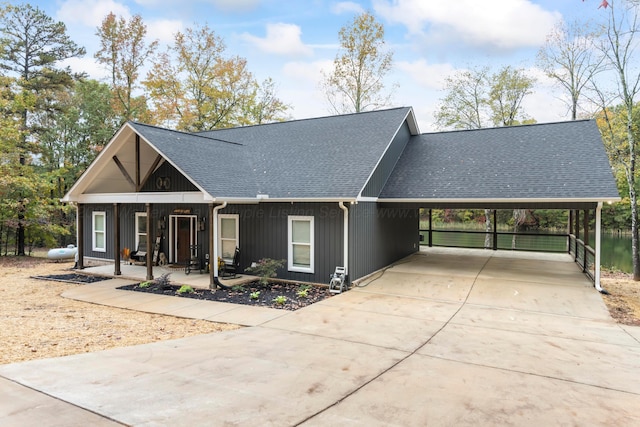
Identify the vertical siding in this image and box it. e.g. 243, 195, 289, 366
222, 203, 344, 284
140, 161, 199, 192
361, 122, 412, 197
349, 202, 419, 281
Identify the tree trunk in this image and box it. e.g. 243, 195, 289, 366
484, 209, 492, 248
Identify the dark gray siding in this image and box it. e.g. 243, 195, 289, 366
349, 202, 419, 281
361, 121, 412, 197
141, 160, 199, 192
222, 203, 344, 284
82, 203, 210, 264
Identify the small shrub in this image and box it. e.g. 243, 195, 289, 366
177, 285, 194, 295
273, 295, 287, 305
232, 285, 244, 291
154, 273, 172, 290
139, 281, 152, 288
250, 291, 260, 300
245, 258, 286, 285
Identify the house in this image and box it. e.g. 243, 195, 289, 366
62, 107, 620, 289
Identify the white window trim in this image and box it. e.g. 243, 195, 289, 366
92, 211, 106, 252
288, 215, 314, 273
135, 212, 147, 251
218, 214, 239, 262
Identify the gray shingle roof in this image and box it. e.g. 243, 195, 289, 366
133, 107, 413, 199
379, 120, 620, 201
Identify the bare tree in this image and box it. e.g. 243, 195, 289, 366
321, 12, 395, 114
537, 20, 605, 120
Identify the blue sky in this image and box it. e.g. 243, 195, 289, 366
25, 0, 607, 131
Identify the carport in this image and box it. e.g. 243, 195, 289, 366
378, 120, 621, 292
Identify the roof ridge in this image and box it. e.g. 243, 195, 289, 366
128, 121, 244, 146
193, 106, 413, 135
423, 119, 594, 136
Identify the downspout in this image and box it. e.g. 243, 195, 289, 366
594, 202, 609, 294
212, 202, 231, 290
339, 202, 349, 281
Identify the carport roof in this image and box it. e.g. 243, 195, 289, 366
379, 119, 620, 206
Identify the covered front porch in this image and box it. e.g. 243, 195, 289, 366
80, 262, 254, 290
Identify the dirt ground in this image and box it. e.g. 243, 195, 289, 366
601, 271, 640, 326
1, 254, 638, 365
0, 255, 240, 365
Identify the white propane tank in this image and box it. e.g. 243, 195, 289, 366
47, 244, 78, 260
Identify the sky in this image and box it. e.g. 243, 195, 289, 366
23, 0, 608, 131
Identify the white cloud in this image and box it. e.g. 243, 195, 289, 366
241, 23, 313, 57
396, 60, 457, 91
61, 56, 110, 81
205, 0, 261, 12
57, 0, 131, 28
374, 0, 561, 50
146, 19, 184, 44
331, 2, 365, 15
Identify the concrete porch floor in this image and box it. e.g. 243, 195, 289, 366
79, 262, 255, 289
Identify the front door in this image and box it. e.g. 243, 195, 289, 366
170, 215, 197, 264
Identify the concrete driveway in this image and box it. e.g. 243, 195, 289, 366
2, 248, 639, 426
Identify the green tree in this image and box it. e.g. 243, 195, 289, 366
321, 11, 395, 114
592, 0, 640, 280
95, 12, 157, 124
0, 3, 85, 255
435, 66, 490, 130
488, 66, 536, 127
144, 24, 288, 130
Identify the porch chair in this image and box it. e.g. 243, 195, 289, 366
130, 241, 147, 263
221, 247, 240, 278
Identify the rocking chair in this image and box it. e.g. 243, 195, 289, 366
221, 247, 240, 278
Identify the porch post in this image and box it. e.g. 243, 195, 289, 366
568, 210, 573, 254
574, 210, 580, 262
492, 209, 498, 250
146, 203, 153, 280
583, 209, 589, 273
209, 203, 215, 288
114, 203, 121, 276
77, 203, 84, 269
428, 209, 433, 247
595, 202, 604, 292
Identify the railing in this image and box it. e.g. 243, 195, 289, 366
419, 229, 569, 252
420, 228, 596, 284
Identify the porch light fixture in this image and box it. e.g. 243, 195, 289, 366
157, 216, 166, 230
198, 217, 206, 231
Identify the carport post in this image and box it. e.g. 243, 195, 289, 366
114, 203, 121, 276
492, 210, 498, 250
595, 202, 604, 292
428, 209, 433, 247
583, 209, 589, 273
145, 203, 153, 281
574, 210, 580, 262
77, 203, 84, 269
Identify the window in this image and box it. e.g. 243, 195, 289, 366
92, 211, 106, 252
288, 216, 314, 273
218, 214, 239, 261
135, 213, 147, 251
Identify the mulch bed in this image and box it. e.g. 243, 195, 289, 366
117, 281, 332, 311
32, 273, 110, 284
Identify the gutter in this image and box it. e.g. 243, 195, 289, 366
339, 202, 349, 280
211, 202, 231, 290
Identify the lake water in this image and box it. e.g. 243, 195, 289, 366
420, 230, 634, 273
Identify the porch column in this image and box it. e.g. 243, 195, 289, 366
146, 203, 153, 281
568, 210, 573, 254
428, 209, 433, 247
77, 203, 84, 269
595, 202, 604, 292
209, 203, 215, 288
114, 203, 121, 276
574, 210, 580, 262
583, 209, 589, 273
492, 209, 498, 250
